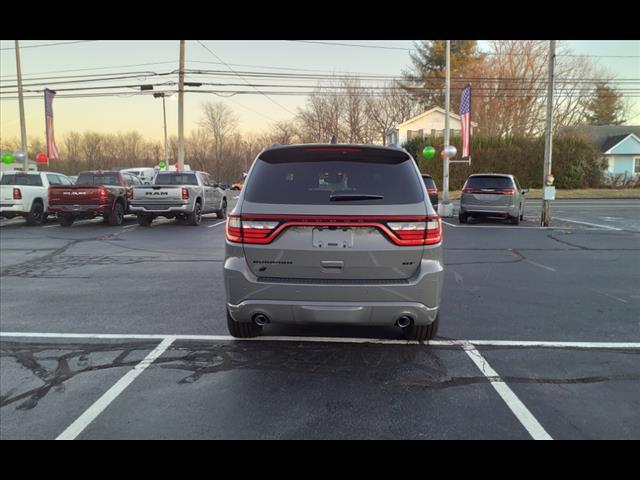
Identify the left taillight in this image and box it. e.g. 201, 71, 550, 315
226, 215, 280, 244
387, 217, 442, 246
13, 188, 22, 200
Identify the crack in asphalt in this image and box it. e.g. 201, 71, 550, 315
2, 341, 638, 412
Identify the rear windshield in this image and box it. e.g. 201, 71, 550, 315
244, 148, 424, 205
155, 173, 198, 185
421, 176, 437, 189
464, 176, 514, 189
0, 174, 43, 186
76, 173, 121, 185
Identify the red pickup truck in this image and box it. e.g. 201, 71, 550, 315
48, 170, 140, 227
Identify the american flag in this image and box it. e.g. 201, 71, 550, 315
44, 89, 59, 160
459, 84, 471, 158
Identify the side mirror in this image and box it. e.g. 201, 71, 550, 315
522, 189, 529, 194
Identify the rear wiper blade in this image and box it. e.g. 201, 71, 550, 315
329, 194, 384, 202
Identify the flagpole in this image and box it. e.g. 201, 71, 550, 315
15, 41, 28, 171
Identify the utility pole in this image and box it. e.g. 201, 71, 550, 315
541, 40, 556, 227
177, 40, 185, 172
439, 39, 453, 217
15, 41, 28, 171
161, 95, 169, 165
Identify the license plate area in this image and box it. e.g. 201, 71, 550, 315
312, 227, 353, 249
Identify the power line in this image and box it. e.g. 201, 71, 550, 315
290, 40, 413, 51
0, 40, 97, 51
196, 40, 296, 116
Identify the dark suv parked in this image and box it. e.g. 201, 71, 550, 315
224, 144, 444, 341
421, 174, 439, 209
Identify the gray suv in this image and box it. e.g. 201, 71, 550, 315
223, 144, 444, 341
459, 173, 528, 225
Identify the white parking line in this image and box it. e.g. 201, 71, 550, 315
2, 332, 639, 349
207, 220, 226, 228
443, 221, 562, 230
56, 337, 175, 440
523, 259, 557, 272
553, 217, 622, 231
462, 342, 553, 440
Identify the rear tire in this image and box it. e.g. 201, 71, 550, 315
58, 214, 75, 227
25, 201, 45, 226
108, 202, 124, 226
509, 214, 520, 225
403, 314, 439, 342
216, 199, 227, 219
137, 214, 153, 227
187, 201, 202, 226
458, 212, 468, 224
226, 310, 263, 338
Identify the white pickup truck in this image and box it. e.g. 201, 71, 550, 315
130, 170, 227, 226
0, 170, 73, 225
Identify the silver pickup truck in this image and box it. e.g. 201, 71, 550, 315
130, 171, 227, 226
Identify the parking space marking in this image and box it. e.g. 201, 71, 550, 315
462, 342, 553, 440
207, 220, 227, 228
523, 259, 557, 272
443, 221, 562, 230
2, 332, 640, 349
553, 217, 622, 231
55, 337, 175, 440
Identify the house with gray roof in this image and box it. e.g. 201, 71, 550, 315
560, 125, 640, 178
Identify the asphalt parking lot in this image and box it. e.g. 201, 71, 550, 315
1, 198, 639, 439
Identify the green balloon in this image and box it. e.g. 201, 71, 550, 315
2, 153, 14, 164
422, 146, 436, 159
158, 161, 166, 169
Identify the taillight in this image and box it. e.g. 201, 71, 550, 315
13, 188, 22, 200
427, 188, 437, 194
98, 187, 109, 203
226, 215, 442, 246
462, 187, 474, 193
182, 187, 189, 200
387, 217, 442, 246
226, 215, 279, 244
501, 188, 516, 195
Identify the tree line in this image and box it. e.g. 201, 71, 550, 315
0, 40, 630, 183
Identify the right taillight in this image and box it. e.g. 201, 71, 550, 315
13, 188, 22, 200
182, 187, 189, 200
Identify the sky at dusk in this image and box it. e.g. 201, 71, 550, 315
1, 40, 638, 145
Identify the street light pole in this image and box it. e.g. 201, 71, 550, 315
161, 95, 168, 165
177, 40, 185, 172
15, 41, 28, 171
541, 40, 556, 227
439, 40, 453, 217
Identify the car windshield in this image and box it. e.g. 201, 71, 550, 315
154, 173, 198, 185
465, 176, 514, 189
76, 173, 120, 185
0, 174, 43, 186
244, 148, 424, 205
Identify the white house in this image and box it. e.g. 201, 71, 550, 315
560, 125, 640, 178
601, 133, 640, 177
387, 107, 478, 146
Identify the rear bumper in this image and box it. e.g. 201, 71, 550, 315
130, 203, 191, 214
223, 249, 443, 326
0, 204, 27, 216
460, 204, 518, 216
49, 204, 111, 214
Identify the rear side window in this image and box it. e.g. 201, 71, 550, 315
0, 174, 43, 186
421, 176, 437, 189
464, 176, 515, 189
244, 148, 424, 205
155, 173, 198, 185
77, 173, 121, 185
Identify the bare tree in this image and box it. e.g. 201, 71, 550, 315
200, 101, 239, 175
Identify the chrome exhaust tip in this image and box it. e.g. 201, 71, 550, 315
397, 316, 412, 329
253, 314, 269, 326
